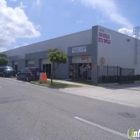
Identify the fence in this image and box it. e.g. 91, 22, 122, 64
119, 68, 135, 84
97, 66, 135, 84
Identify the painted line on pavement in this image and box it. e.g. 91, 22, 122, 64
74, 117, 139, 140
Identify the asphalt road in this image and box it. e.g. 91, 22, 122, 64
0, 77, 140, 140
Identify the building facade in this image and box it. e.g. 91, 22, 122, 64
3, 25, 140, 82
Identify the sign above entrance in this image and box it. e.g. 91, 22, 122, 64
72, 46, 86, 53
72, 56, 91, 63
81, 56, 88, 61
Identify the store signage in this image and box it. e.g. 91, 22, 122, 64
81, 56, 88, 61
98, 32, 111, 44
72, 46, 86, 53
72, 56, 91, 63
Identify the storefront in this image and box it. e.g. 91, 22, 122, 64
69, 56, 92, 80
42, 59, 51, 77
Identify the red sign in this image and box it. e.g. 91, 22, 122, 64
98, 32, 111, 44
81, 57, 88, 61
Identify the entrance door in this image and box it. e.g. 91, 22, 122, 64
79, 63, 91, 80
43, 64, 46, 72
43, 64, 51, 78
78, 63, 87, 80
72, 63, 91, 80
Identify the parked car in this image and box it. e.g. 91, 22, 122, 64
16, 67, 42, 82
0, 66, 16, 77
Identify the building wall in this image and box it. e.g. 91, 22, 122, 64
91, 26, 98, 82
3, 29, 92, 58
25, 51, 69, 79
25, 51, 49, 60
3, 25, 140, 81
3, 29, 92, 79
55, 63, 69, 79
67, 26, 98, 82
18, 59, 25, 71
97, 25, 140, 74
68, 44, 93, 56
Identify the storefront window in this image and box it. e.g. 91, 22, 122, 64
69, 63, 91, 80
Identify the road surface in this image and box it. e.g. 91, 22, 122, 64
0, 77, 140, 140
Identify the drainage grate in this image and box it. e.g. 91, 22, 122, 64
118, 112, 137, 118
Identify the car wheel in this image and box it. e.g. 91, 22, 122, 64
26, 76, 30, 82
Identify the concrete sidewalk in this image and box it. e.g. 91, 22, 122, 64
5, 78, 140, 108
47, 79, 94, 87
50, 79, 140, 108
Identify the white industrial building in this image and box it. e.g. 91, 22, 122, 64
2, 25, 140, 83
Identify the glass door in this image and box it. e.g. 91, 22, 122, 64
46, 64, 51, 78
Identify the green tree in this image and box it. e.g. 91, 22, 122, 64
0, 53, 8, 66
0, 54, 6, 57
48, 49, 67, 84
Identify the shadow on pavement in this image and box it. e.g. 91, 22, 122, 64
99, 81, 140, 91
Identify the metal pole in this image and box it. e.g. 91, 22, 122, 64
97, 65, 98, 83
101, 65, 103, 83
107, 65, 108, 83
119, 67, 122, 84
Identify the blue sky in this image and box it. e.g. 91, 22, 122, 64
0, 0, 140, 52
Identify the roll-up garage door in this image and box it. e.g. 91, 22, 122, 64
28, 60, 34, 67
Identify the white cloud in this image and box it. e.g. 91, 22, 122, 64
76, 20, 83, 24
14, 42, 29, 49
118, 28, 134, 37
0, 0, 40, 48
36, 0, 41, 6
23, 43, 29, 46
14, 45, 19, 49
29, 0, 42, 15
0, 47, 7, 52
10, 0, 17, 2
20, 1, 27, 9
79, 0, 133, 28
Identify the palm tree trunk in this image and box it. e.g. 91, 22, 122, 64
51, 62, 54, 84
51, 62, 55, 84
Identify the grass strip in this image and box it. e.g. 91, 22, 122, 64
31, 80, 81, 88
